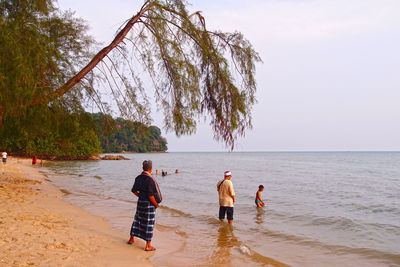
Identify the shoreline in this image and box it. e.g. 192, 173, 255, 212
4, 154, 394, 266
0, 157, 153, 266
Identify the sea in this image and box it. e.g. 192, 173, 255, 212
41, 152, 400, 266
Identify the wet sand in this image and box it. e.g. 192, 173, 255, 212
0, 157, 153, 266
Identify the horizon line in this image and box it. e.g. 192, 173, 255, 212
164, 150, 400, 153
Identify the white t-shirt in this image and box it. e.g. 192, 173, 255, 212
2, 152, 7, 159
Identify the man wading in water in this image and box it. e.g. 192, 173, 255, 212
128, 160, 162, 251
217, 171, 235, 224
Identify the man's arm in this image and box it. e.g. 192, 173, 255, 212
147, 179, 159, 207
148, 195, 158, 208
230, 182, 235, 203
131, 176, 140, 196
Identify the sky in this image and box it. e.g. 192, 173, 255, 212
57, 0, 400, 151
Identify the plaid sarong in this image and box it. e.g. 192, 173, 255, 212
130, 199, 156, 242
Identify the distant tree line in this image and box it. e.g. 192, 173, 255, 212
92, 113, 167, 153
0, 111, 167, 158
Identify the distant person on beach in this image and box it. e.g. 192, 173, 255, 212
32, 156, 37, 165
175, 169, 179, 174
217, 171, 235, 224
2, 151, 7, 165
161, 169, 167, 176
128, 160, 162, 251
255, 185, 265, 207
155, 170, 159, 175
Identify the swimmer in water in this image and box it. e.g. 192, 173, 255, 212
255, 185, 265, 207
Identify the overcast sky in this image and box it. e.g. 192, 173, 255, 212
58, 0, 400, 151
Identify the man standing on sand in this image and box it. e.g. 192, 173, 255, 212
217, 171, 235, 224
128, 160, 162, 251
2, 151, 7, 165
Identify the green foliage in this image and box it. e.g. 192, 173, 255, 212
0, 0, 94, 121
0, 0, 100, 158
0, 0, 261, 152
92, 113, 168, 153
0, 107, 102, 158
107, 0, 262, 148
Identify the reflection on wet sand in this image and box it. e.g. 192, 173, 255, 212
209, 224, 239, 266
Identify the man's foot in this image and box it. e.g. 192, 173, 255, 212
145, 246, 156, 251
127, 236, 134, 244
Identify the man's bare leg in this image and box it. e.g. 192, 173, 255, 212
228, 219, 232, 225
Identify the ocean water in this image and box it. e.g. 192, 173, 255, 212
43, 152, 400, 266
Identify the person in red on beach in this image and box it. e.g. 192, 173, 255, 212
32, 156, 37, 165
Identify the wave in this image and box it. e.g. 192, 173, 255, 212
157, 204, 400, 265
245, 248, 290, 267
59, 188, 71, 195
246, 227, 400, 265
159, 205, 195, 219
308, 216, 365, 230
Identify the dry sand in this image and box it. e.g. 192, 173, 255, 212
0, 157, 153, 267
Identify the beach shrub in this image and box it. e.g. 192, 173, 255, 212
0, 106, 102, 158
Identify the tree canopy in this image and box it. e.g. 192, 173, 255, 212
0, 0, 94, 119
0, 0, 101, 157
0, 0, 261, 153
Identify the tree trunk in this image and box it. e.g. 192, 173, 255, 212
0, 104, 3, 128
29, 2, 152, 107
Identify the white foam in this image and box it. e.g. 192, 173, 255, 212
240, 245, 251, 255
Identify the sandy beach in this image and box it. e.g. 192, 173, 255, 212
0, 157, 153, 267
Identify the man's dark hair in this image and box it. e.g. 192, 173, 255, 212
259, 185, 264, 189
142, 160, 152, 171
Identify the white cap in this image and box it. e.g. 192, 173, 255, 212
224, 171, 231, 177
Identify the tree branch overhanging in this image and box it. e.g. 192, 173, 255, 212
3, 0, 261, 150
27, 1, 154, 107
